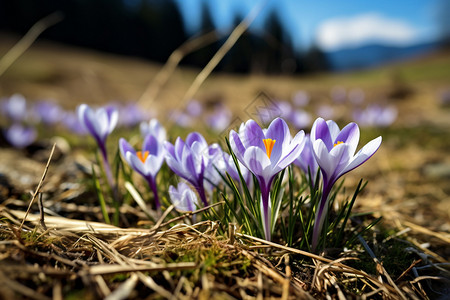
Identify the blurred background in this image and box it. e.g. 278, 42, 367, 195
1, 0, 449, 73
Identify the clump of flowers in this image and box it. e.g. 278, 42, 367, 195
3, 123, 37, 148
229, 118, 306, 240
164, 132, 219, 207
310, 117, 382, 250
24, 99, 382, 254
0, 94, 38, 149
168, 181, 199, 213
353, 104, 397, 128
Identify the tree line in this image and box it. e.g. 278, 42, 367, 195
0, 0, 329, 74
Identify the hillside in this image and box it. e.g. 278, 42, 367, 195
0, 32, 449, 299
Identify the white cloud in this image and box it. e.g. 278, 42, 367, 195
316, 13, 420, 51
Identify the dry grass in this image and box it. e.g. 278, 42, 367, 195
2, 206, 447, 299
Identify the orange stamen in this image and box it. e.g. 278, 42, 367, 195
334, 141, 344, 147
137, 151, 149, 163
263, 138, 276, 159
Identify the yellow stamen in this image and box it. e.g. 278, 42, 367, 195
263, 138, 276, 159
136, 151, 149, 163
334, 141, 344, 147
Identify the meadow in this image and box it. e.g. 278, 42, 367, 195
0, 33, 449, 299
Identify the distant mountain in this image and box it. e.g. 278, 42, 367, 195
325, 41, 440, 71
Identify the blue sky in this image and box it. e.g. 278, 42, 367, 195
174, 0, 442, 51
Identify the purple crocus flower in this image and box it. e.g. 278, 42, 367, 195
205, 105, 232, 132
203, 143, 227, 194
292, 90, 310, 107
222, 151, 253, 188
169, 109, 193, 128
119, 134, 165, 210
77, 104, 118, 187
33, 100, 64, 125
169, 182, 199, 212
310, 117, 382, 250
230, 118, 306, 240
289, 109, 312, 130
4, 123, 37, 148
1, 94, 28, 122
140, 119, 166, 142
164, 132, 212, 207
117, 102, 153, 127
186, 100, 203, 117
61, 111, 88, 135
77, 104, 118, 154
294, 134, 319, 185
353, 104, 397, 128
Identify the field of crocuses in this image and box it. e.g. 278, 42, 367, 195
0, 41, 449, 299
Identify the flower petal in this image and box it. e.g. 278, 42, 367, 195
164, 141, 175, 158
312, 139, 336, 182
230, 130, 246, 162
143, 134, 159, 156
311, 118, 333, 150
181, 145, 201, 184
119, 138, 136, 165
78, 104, 100, 142
243, 146, 273, 184
329, 142, 352, 180
265, 117, 290, 164
186, 132, 207, 148
277, 139, 305, 169
242, 120, 265, 149
105, 106, 119, 134
335, 122, 360, 155
127, 152, 147, 177
341, 136, 382, 175
145, 154, 164, 177
326, 120, 340, 142
174, 137, 185, 160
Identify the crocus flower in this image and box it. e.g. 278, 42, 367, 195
202, 143, 227, 194
169, 181, 199, 212
117, 103, 152, 128
61, 111, 88, 135
186, 100, 203, 117
222, 152, 253, 189
164, 132, 213, 207
77, 104, 118, 187
289, 109, 312, 130
1, 94, 28, 121
205, 105, 232, 132
353, 104, 397, 128
310, 117, 382, 250
4, 123, 37, 148
140, 119, 167, 142
119, 134, 165, 210
169, 109, 193, 128
33, 100, 64, 125
294, 134, 319, 185
292, 90, 310, 107
230, 118, 306, 240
